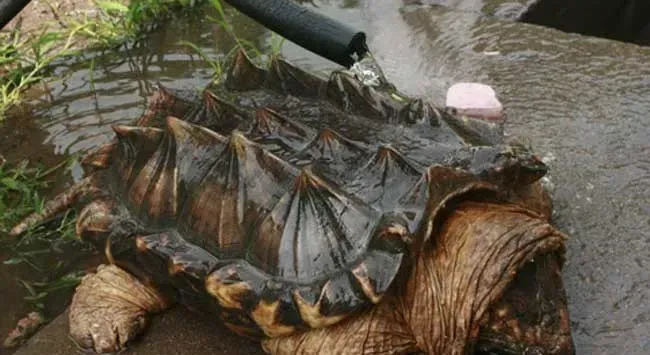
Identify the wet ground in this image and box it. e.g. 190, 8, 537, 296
1, 0, 649, 354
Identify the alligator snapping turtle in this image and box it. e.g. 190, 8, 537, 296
11, 49, 574, 354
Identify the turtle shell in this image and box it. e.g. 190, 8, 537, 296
76, 50, 548, 339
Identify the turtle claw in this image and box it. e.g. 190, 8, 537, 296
71, 315, 145, 354
69, 265, 169, 354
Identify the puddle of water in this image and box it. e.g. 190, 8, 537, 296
0, 1, 649, 354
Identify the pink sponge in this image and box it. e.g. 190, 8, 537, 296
445, 82, 504, 122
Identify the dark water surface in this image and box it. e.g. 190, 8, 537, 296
1, 1, 648, 354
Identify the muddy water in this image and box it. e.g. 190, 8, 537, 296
1, 1, 648, 354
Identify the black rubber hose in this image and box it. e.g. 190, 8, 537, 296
0, 0, 33, 30
223, 0, 368, 68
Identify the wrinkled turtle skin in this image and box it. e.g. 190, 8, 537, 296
11, 50, 574, 354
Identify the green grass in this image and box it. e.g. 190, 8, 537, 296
0, 158, 90, 314
0, 158, 71, 233
179, 0, 286, 81
0, 0, 206, 121
178, 33, 285, 82
0, 0, 289, 120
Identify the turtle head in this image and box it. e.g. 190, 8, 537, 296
475, 250, 575, 355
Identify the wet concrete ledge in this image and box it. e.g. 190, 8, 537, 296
14, 307, 266, 355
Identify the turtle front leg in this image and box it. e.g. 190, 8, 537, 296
69, 264, 170, 353
262, 299, 420, 355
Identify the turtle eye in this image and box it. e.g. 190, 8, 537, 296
519, 155, 549, 184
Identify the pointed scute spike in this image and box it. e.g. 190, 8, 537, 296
326, 71, 402, 122
374, 144, 422, 176
252, 108, 311, 140
112, 125, 133, 137
248, 165, 380, 282
375, 144, 407, 166
398, 98, 442, 126
377, 145, 399, 161
165, 115, 228, 144
177, 127, 296, 258
112, 125, 164, 145
254, 108, 290, 138
289, 127, 370, 182
397, 171, 430, 208
308, 127, 368, 155
203, 90, 223, 112
225, 49, 266, 91
266, 57, 326, 98
165, 115, 186, 126
230, 129, 249, 142
254, 108, 274, 136
165, 115, 231, 178
227, 130, 250, 159
137, 83, 199, 127
342, 145, 423, 211
123, 125, 179, 226
111, 125, 165, 175
184, 90, 251, 135
111, 126, 165, 192
318, 128, 338, 144
325, 71, 357, 112
165, 115, 193, 139
294, 167, 324, 192
81, 142, 116, 173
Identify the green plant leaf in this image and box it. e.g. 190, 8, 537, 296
1, 177, 20, 190
3, 258, 23, 265
97, 1, 130, 14
24, 291, 48, 301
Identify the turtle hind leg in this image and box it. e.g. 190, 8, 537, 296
69, 264, 170, 353
261, 299, 420, 355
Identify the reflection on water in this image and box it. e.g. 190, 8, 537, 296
1, 0, 649, 354
23, 9, 276, 163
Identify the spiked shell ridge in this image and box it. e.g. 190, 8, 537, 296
75, 50, 548, 338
